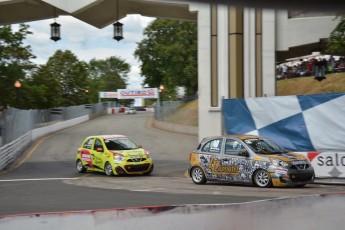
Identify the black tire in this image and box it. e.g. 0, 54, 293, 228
191, 166, 207, 184
253, 169, 272, 188
76, 159, 87, 173
104, 162, 114, 176
295, 184, 306, 188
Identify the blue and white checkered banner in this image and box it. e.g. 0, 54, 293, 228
223, 93, 345, 151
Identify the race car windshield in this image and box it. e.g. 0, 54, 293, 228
104, 138, 138, 150
244, 138, 287, 154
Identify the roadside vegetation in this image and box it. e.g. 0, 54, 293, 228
277, 72, 345, 95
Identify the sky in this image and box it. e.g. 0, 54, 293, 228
23, 15, 155, 89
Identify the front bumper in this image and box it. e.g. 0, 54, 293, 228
115, 163, 154, 175
272, 166, 315, 187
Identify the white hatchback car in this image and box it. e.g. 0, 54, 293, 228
126, 108, 137, 114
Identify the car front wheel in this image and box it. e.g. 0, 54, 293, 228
104, 162, 114, 176
191, 167, 207, 184
76, 160, 86, 173
253, 169, 272, 188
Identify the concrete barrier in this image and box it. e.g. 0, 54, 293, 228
0, 194, 344, 230
151, 118, 198, 136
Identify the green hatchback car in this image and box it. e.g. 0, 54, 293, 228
76, 135, 154, 176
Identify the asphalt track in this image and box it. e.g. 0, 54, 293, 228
0, 112, 344, 216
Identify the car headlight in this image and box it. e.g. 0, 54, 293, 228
270, 159, 289, 167
144, 150, 150, 158
114, 153, 125, 163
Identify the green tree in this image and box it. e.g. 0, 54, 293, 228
327, 15, 345, 54
88, 57, 130, 103
134, 19, 198, 98
45, 50, 89, 106
24, 65, 61, 109
0, 24, 36, 109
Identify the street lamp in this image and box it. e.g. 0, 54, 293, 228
50, 21, 61, 42
113, 21, 123, 41
14, 80, 21, 108
159, 84, 164, 106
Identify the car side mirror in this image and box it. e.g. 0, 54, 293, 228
138, 144, 143, 148
96, 147, 103, 152
238, 149, 249, 157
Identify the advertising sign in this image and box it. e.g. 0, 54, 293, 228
99, 92, 118, 98
117, 88, 158, 99
298, 151, 345, 178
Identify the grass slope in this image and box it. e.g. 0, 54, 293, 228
164, 99, 198, 127
277, 72, 345, 96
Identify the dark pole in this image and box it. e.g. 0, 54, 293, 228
14, 80, 21, 108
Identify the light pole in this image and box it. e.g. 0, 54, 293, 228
14, 80, 21, 108
159, 84, 164, 106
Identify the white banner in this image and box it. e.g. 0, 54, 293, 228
117, 88, 158, 99
298, 151, 345, 178
99, 92, 118, 98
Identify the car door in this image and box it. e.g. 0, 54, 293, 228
91, 138, 105, 170
197, 137, 224, 181
222, 138, 254, 183
80, 137, 95, 168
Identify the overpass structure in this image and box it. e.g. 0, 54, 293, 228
0, 0, 341, 140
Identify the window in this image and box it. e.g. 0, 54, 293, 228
225, 139, 245, 155
94, 139, 103, 150
201, 138, 223, 154
83, 138, 94, 149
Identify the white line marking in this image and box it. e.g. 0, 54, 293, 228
0, 178, 78, 182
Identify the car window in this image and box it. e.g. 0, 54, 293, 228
201, 138, 223, 154
243, 138, 286, 154
83, 138, 94, 149
94, 138, 103, 150
225, 139, 245, 155
104, 137, 138, 150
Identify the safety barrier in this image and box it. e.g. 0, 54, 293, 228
0, 116, 89, 171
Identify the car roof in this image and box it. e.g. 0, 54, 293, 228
202, 134, 263, 142
86, 135, 128, 139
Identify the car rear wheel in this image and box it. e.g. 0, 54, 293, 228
76, 160, 86, 173
253, 169, 272, 188
191, 166, 207, 184
104, 162, 114, 176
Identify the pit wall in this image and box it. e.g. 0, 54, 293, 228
0, 194, 344, 230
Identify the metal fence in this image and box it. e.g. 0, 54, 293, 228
0, 102, 114, 146
154, 101, 182, 121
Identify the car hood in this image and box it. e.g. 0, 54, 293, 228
111, 148, 146, 157
257, 152, 307, 162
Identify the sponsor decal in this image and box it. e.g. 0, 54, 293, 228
207, 157, 239, 175
198, 154, 268, 183
117, 88, 158, 99
99, 92, 118, 98
305, 152, 345, 178
81, 150, 93, 167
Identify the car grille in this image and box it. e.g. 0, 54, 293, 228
290, 164, 310, 170
127, 158, 147, 163
125, 163, 151, 172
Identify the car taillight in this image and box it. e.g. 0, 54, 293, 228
189, 153, 193, 161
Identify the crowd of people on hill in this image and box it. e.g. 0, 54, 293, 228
276, 56, 345, 80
